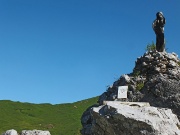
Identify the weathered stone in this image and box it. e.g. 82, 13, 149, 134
119, 74, 131, 85
141, 75, 180, 119
81, 101, 180, 135
154, 67, 160, 72
155, 52, 164, 59
172, 52, 178, 58
81, 51, 180, 134
167, 68, 178, 76
165, 53, 179, 62
144, 55, 152, 61
168, 60, 177, 67
21, 130, 51, 135
142, 62, 147, 66
161, 64, 166, 69
2, 129, 18, 135
103, 101, 150, 107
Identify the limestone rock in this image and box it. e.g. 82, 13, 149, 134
97, 51, 180, 118
141, 74, 180, 120
2, 129, 18, 135
81, 51, 180, 134
21, 130, 51, 135
81, 101, 180, 135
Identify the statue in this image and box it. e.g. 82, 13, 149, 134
152, 12, 166, 52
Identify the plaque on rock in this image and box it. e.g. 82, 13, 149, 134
118, 86, 128, 99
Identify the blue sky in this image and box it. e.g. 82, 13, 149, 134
0, 0, 180, 104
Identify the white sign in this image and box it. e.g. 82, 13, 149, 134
118, 86, 128, 99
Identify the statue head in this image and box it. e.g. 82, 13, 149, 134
156, 12, 164, 19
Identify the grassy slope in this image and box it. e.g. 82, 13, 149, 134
0, 97, 98, 135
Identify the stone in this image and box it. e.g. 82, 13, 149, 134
142, 62, 147, 66
155, 52, 164, 59
98, 92, 108, 105
2, 129, 18, 135
81, 51, 180, 134
167, 53, 179, 62
118, 74, 131, 85
172, 52, 178, 58
103, 101, 150, 107
141, 74, 180, 119
144, 55, 152, 61
21, 130, 51, 135
81, 101, 180, 135
154, 67, 160, 72
168, 60, 177, 67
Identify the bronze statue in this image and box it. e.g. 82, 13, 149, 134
152, 12, 166, 52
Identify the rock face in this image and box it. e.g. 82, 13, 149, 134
2, 130, 51, 135
81, 101, 180, 135
81, 51, 180, 134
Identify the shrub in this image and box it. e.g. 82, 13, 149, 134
145, 41, 156, 52
136, 82, 144, 91
133, 70, 140, 77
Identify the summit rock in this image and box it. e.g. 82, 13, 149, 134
81, 50, 180, 135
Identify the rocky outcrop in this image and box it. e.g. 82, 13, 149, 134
141, 74, 180, 120
81, 50, 180, 134
81, 101, 180, 135
98, 51, 180, 119
2, 130, 51, 135
134, 51, 180, 77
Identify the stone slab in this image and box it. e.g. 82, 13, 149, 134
103, 101, 150, 107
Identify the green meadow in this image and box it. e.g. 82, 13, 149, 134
0, 97, 98, 135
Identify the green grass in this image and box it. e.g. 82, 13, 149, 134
0, 97, 98, 135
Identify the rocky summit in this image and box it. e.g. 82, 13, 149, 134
81, 50, 180, 135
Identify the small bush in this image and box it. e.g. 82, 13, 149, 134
177, 62, 180, 66
145, 41, 156, 52
133, 70, 140, 77
136, 82, 144, 91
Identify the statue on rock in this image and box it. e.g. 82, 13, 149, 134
152, 12, 166, 52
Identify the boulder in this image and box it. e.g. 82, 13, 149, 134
141, 74, 180, 120
2, 129, 18, 135
81, 101, 180, 135
20, 130, 51, 135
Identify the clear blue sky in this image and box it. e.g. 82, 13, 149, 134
0, 0, 180, 104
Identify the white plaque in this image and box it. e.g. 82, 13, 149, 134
118, 86, 128, 99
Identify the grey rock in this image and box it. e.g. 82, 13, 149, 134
168, 60, 177, 67
81, 101, 180, 135
2, 130, 18, 135
81, 51, 180, 134
154, 67, 160, 72
21, 130, 51, 135
166, 53, 179, 62
172, 52, 178, 58
142, 62, 147, 66
144, 55, 152, 61
155, 52, 164, 59
119, 74, 131, 85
